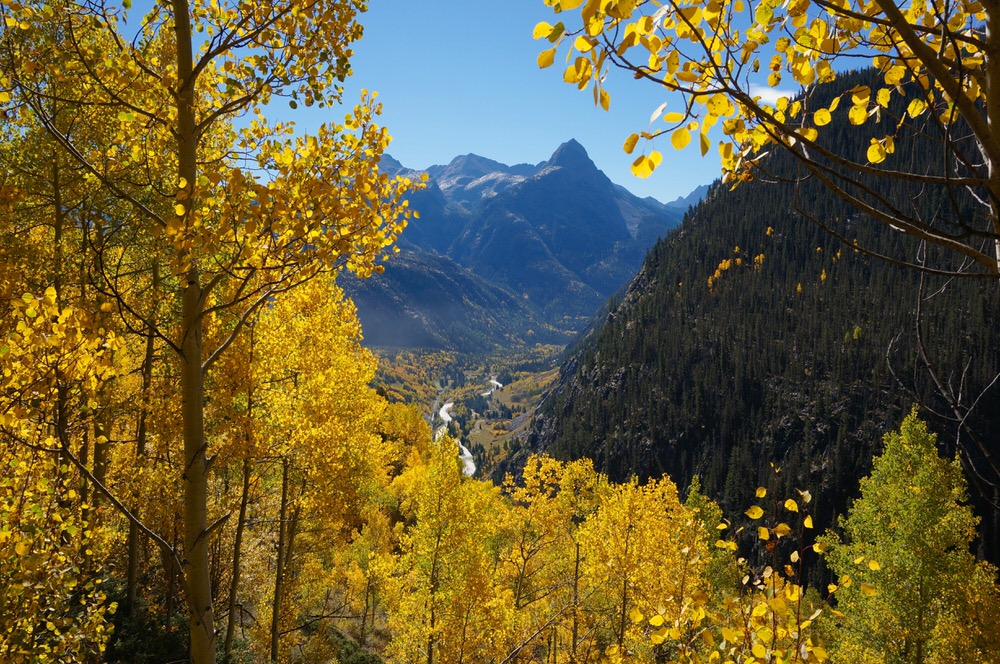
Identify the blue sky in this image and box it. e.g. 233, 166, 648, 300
302, 0, 722, 203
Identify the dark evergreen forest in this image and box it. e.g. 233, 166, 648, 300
525, 70, 1000, 563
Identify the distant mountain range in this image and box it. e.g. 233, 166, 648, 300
341, 140, 690, 351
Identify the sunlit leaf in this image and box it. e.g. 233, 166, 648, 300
867, 141, 887, 163
623, 133, 639, 154
533, 21, 554, 39
671, 127, 691, 149
907, 98, 927, 118
848, 104, 868, 125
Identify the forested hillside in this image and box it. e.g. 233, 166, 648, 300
525, 69, 1000, 560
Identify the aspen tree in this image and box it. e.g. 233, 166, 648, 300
0, 0, 419, 660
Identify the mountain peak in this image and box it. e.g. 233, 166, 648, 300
443, 153, 510, 178
546, 139, 596, 170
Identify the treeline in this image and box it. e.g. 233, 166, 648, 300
5, 339, 1000, 664
528, 69, 1000, 562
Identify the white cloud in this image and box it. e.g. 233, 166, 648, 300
749, 84, 798, 106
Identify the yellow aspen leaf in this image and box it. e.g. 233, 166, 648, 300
860, 583, 878, 596
767, 596, 787, 613
599, 88, 610, 111
631, 154, 653, 178
649, 614, 664, 627
868, 559, 881, 570
804, 514, 814, 529
664, 111, 686, 123
700, 132, 710, 156
798, 488, 812, 503
756, 486, 767, 498
828, 583, 838, 594
752, 643, 767, 658
884, 64, 907, 85
758, 526, 770, 540
671, 127, 691, 149
14, 540, 29, 556
650, 626, 669, 644
623, 133, 639, 154
814, 108, 832, 126
537, 48, 557, 68
745, 505, 764, 519
574, 35, 593, 52
876, 87, 891, 107
533, 21, 554, 39
174, 203, 186, 216
907, 98, 927, 118
0, 91, 10, 104
794, 61, 816, 85
790, 550, 800, 563
784, 498, 799, 512
707, 93, 732, 116
773, 522, 791, 537
559, 0, 586, 9
178, 176, 188, 190
867, 141, 887, 163
629, 606, 644, 623
722, 626, 738, 642
848, 104, 868, 125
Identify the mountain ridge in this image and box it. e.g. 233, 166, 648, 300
343, 140, 696, 350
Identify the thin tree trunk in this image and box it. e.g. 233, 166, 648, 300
986, 11, 1000, 273
225, 458, 252, 659
617, 576, 628, 648
127, 262, 158, 615
270, 459, 291, 663
225, 322, 255, 659
570, 541, 580, 664
360, 574, 374, 647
